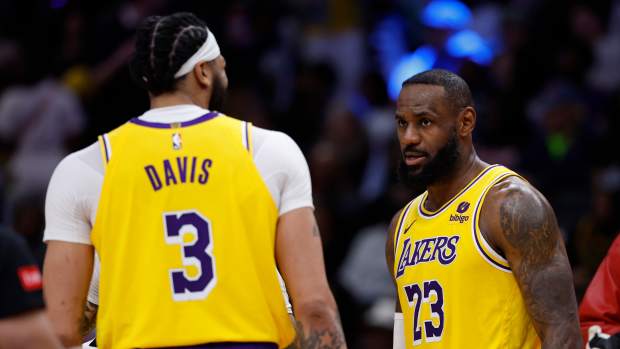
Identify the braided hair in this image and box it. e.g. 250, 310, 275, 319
130, 12, 212, 95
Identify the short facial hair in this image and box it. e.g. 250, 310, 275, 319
398, 129, 460, 194
209, 73, 226, 111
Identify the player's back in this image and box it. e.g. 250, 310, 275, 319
91, 112, 295, 349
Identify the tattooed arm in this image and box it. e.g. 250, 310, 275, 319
480, 177, 582, 349
276, 207, 346, 349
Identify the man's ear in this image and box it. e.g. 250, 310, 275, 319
458, 106, 476, 137
193, 61, 212, 89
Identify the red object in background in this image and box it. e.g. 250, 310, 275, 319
16, 265, 42, 292
580, 233, 620, 341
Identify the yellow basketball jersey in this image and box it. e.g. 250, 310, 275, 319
393, 165, 541, 348
91, 112, 295, 349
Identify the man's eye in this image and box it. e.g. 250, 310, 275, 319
421, 119, 431, 127
397, 119, 407, 128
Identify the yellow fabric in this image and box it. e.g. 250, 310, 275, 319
393, 165, 540, 348
91, 114, 295, 349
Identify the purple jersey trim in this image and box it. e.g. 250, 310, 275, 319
129, 111, 219, 129
393, 199, 416, 260
244, 122, 250, 151
160, 343, 277, 349
102, 134, 111, 163
419, 164, 500, 218
472, 173, 513, 272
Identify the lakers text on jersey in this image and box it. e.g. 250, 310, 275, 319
393, 165, 541, 349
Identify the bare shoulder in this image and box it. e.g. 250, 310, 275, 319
481, 175, 561, 262
385, 209, 404, 279
481, 177, 582, 346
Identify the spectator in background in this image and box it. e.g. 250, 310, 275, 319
523, 80, 596, 237
587, 1, 620, 92
0, 45, 85, 222
580, 233, 620, 348
573, 168, 620, 296
0, 228, 62, 348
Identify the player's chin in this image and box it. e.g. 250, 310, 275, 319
399, 157, 426, 178
402, 164, 425, 180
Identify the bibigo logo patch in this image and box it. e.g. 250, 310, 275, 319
450, 201, 471, 223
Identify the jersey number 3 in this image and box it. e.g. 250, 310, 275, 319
404, 280, 444, 345
164, 210, 216, 301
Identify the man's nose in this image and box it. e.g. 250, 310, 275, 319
401, 124, 421, 145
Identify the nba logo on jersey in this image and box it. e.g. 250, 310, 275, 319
172, 132, 182, 150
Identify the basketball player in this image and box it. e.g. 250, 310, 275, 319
42, 12, 346, 349
386, 69, 582, 348
0, 229, 63, 349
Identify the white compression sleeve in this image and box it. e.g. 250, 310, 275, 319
394, 312, 405, 349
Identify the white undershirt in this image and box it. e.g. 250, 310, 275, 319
43, 104, 313, 307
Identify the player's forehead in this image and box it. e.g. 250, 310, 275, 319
396, 84, 447, 116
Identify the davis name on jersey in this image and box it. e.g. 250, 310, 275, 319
144, 156, 213, 191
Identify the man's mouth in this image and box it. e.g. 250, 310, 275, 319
404, 152, 427, 166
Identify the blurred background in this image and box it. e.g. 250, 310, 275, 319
1, 0, 620, 347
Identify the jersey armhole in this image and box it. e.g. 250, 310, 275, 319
472, 173, 521, 273
242, 122, 253, 155
98, 133, 112, 166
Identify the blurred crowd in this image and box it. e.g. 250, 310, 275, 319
1, 0, 620, 347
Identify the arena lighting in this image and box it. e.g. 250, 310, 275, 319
388, 45, 437, 100
50, 0, 68, 9
421, 0, 472, 30
370, 15, 408, 78
445, 29, 494, 65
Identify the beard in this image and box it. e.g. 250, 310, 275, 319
209, 73, 227, 111
398, 129, 460, 194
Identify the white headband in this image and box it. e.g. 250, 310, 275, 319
174, 29, 220, 78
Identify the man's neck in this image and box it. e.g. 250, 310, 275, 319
150, 91, 208, 109
424, 150, 487, 212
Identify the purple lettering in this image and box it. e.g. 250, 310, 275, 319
145, 165, 162, 191
198, 159, 212, 184
396, 239, 411, 278
177, 157, 187, 183
418, 238, 435, 263
163, 159, 177, 186
410, 239, 424, 266
190, 157, 197, 183
440, 236, 460, 264
432, 237, 448, 262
